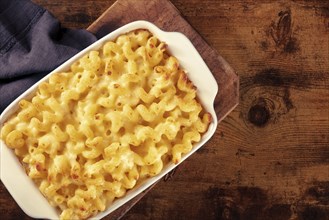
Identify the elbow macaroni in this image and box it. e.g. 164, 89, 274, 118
0, 29, 212, 220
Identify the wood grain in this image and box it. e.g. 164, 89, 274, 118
1, 0, 329, 220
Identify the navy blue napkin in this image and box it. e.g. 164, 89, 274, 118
0, 0, 97, 113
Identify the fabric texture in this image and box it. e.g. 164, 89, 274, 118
0, 0, 97, 113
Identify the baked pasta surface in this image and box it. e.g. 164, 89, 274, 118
1, 29, 211, 220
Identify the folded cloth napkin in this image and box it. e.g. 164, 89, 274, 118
0, 0, 97, 113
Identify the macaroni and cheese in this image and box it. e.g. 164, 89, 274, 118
1, 29, 211, 219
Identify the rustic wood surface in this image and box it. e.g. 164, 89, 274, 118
1, 0, 329, 220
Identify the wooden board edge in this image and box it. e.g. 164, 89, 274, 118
87, 0, 121, 33
218, 75, 239, 123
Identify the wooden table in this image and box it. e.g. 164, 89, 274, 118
1, 0, 328, 219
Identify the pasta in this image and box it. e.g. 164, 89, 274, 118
0, 29, 212, 219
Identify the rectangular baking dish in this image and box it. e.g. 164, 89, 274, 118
0, 20, 218, 219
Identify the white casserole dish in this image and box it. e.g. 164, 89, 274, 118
0, 20, 218, 219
